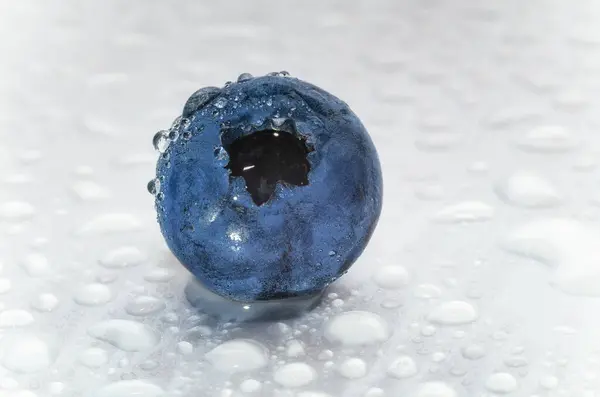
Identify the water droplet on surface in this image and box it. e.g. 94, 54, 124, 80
205, 339, 268, 373
485, 372, 518, 394
90, 380, 164, 397
462, 344, 485, 360
338, 357, 368, 379
78, 214, 142, 235
433, 201, 495, 223
79, 347, 109, 368
139, 359, 159, 371
504, 218, 600, 296
237, 73, 253, 82
73, 283, 112, 306
125, 296, 166, 316
72, 181, 110, 201
100, 246, 146, 268
285, 339, 305, 357
30, 293, 59, 312
415, 184, 445, 200
0, 334, 52, 373
504, 356, 528, 368
87, 319, 159, 352
144, 268, 173, 283
0, 310, 35, 327
495, 171, 562, 208
415, 134, 461, 151
214, 97, 227, 109
372, 265, 409, 289
414, 381, 457, 397
21, 253, 51, 277
152, 130, 170, 153
324, 311, 391, 345
387, 355, 418, 379
427, 301, 478, 325
177, 341, 194, 355
0, 201, 35, 220
514, 125, 578, 153
147, 178, 160, 195
414, 284, 442, 299
239, 379, 261, 393
273, 362, 317, 388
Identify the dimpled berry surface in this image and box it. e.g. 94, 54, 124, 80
3, 1, 600, 396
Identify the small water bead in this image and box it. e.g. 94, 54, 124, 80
539, 375, 559, 389
139, 359, 159, 371
73, 283, 112, 306
387, 355, 418, 379
495, 171, 562, 208
364, 388, 385, 397
205, 339, 269, 373
214, 97, 228, 109
144, 268, 174, 282
414, 284, 442, 299
30, 293, 59, 312
100, 246, 146, 268
177, 341, 194, 355
324, 311, 390, 345
285, 339, 305, 357
78, 213, 142, 235
273, 362, 317, 388
372, 265, 409, 289
125, 296, 166, 316
485, 372, 518, 394
428, 301, 478, 325
433, 201, 495, 223
515, 125, 578, 153
0, 334, 52, 373
237, 73, 253, 82
147, 178, 160, 195
87, 319, 159, 352
0, 201, 35, 220
338, 357, 368, 379
0, 310, 35, 327
152, 130, 170, 153
461, 344, 486, 360
239, 379, 261, 393
504, 356, 528, 368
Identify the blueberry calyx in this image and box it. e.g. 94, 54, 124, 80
225, 130, 311, 206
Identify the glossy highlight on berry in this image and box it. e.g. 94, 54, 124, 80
151, 72, 383, 302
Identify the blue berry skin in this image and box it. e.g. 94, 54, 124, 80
155, 75, 382, 302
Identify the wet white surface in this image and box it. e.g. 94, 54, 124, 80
2, 0, 600, 395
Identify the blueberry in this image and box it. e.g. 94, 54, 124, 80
152, 73, 383, 302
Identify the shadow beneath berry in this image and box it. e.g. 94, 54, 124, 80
184, 276, 327, 323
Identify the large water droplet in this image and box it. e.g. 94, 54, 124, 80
87, 319, 159, 352
427, 301, 478, 325
324, 311, 390, 345
205, 339, 268, 373
273, 362, 317, 388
